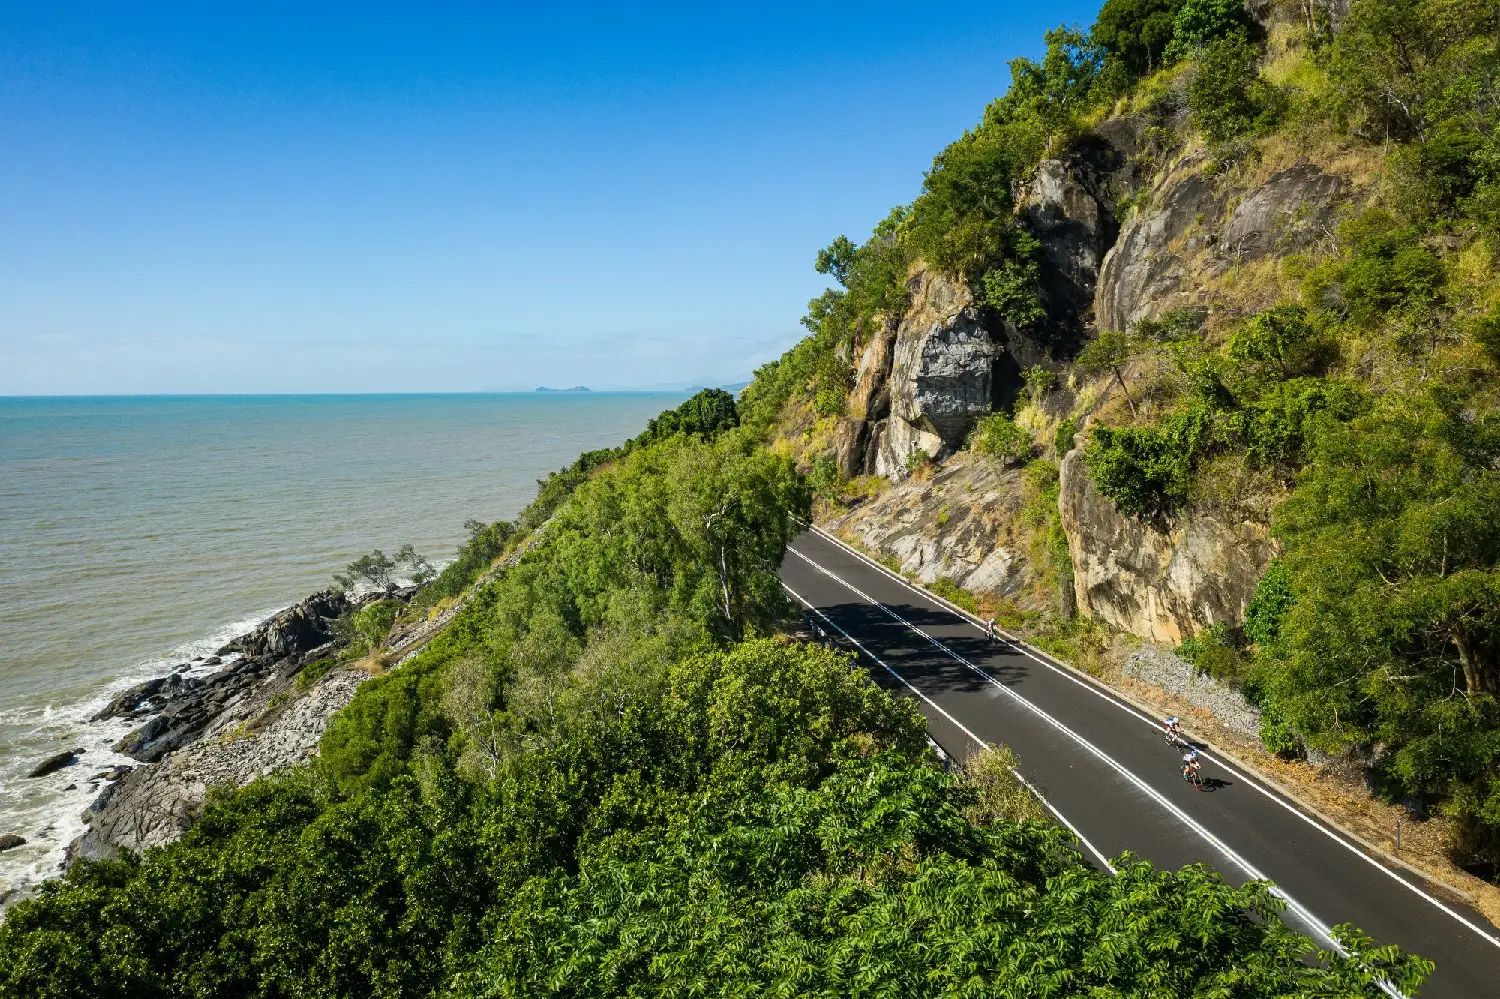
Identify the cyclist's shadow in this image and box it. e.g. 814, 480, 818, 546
1201, 776, 1232, 792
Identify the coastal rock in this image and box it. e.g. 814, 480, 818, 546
92, 678, 166, 721
1095, 157, 1222, 334
1057, 449, 1274, 644
876, 268, 1013, 477
1219, 164, 1344, 262
220, 589, 350, 659
25, 748, 83, 779
1095, 156, 1347, 333
0, 835, 25, 853
113, 716, 170, 759
71, 665, 371, 862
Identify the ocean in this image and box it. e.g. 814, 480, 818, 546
0, 392, 688, 900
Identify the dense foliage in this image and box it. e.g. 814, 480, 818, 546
1067, 0, 1500, 864
0, 370, 1423, 998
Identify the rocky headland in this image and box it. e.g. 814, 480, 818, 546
60, 588, 390, 865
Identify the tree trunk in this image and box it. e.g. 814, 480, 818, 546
1112, 367, 1137, 417
1454, 626, 1497, 696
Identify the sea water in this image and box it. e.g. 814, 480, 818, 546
0, 392, 687, 900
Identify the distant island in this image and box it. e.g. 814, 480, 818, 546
534, 385, 590, 393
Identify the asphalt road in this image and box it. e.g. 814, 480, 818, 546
781, 526, 1500, 999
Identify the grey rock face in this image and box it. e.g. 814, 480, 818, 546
1220, 164, 1343, 262
894, 305, 1000, 445
1096, 161, 1222, 333
221, 589, 350, 659
1020, 121, 1149, 335
1095, 157, 1347, 333
1058, 449, 1275, 644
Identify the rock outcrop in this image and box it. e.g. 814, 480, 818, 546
1057, 449, 1275, 644
1020, 117, 1150, 339
72, 663, 368, 862
823, 451, 1052, 609
1095, 155, 1346, 333
220, 588, 350, 659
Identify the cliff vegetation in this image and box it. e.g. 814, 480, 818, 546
751, 0, 1500, 879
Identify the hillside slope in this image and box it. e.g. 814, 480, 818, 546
754, 0, 1500, 881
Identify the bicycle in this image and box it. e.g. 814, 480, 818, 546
1182, 762, 1206, 791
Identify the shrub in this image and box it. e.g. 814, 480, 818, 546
1244, 559, 1294, 647
1055, 416, 1079, 456
1022, 364, 1057, 404
1174, 621, 1243, 680
970, 412, 1034, 465
905, 448, 933, 475
1083, 406, 1211, 515
980, 232, 1048, 329
351, 599, 401, 653
808, 454, 841, 500
1187, 32, 1286, 149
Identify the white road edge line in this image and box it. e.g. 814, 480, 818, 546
794, 521, 1500, 952
783, 581, 1116, 872
787, 543, 1405, 990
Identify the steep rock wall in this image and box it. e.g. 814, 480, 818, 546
1057, 449, 1275, 643
1095, 154, 1347, 332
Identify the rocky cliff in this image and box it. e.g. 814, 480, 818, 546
819, 100, 1370, 643
1057, 449, 1275, 643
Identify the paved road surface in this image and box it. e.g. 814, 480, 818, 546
781, 526, 1500, 998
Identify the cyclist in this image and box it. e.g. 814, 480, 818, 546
1181, 750, 1202, 785
985, 617, 997, 643
1163, 716, 1184, 744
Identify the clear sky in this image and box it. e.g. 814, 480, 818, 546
0, 2, 1102, 394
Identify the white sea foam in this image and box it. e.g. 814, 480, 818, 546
0, 607, 279, 906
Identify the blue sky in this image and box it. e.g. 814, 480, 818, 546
0, 2, 1101, 394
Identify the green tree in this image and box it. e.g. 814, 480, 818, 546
1187, 32, 1286, 148
1077, 327, 1140, 415
1163, 0, 1256, 63
333, 549, 396, 592
1259, 394, 1500, 846
1094, 0, 1185, 75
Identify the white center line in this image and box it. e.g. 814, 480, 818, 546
786, 542, 1410, 994
793, 523, 1500, 954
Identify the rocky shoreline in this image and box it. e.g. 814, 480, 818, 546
7, 586, 407, 870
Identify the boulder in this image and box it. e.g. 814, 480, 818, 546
0, 834, 25, 852
25, 748, 83, 778
1220, 164, 1343, 262
876, 266, 1013, 476
1058, 449, 1274, 644
221, 589, 350, 659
